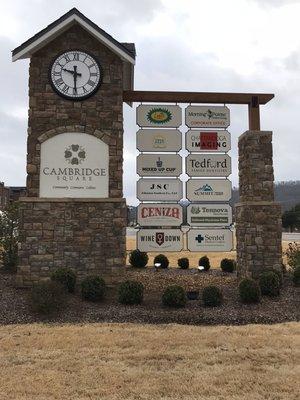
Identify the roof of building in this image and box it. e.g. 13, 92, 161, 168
12, 8, 136, 64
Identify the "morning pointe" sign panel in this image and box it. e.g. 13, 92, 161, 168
40, 132, 109, 198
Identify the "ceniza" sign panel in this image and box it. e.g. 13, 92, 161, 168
187, 204, 232, 227
186, 154, 231, 177
185, 106, 230, 128
137, 203, 183, 226
186, 130, 231, 152
187, 229, 233, 252
137, 229, 183, 252
137, 105, 182, 128
137, 178, 183, 201
186, 179, 232, 201
136, 129, 182, 152
137, 154, 182, 177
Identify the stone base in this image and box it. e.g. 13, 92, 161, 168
235, 201, 282, 278
16, 197, 127, 287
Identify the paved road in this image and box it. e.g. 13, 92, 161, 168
127, 228, 300, 242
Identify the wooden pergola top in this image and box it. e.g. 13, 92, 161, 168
123, 90, 274, 105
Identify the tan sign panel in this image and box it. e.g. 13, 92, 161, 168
186, 130, 231, 152
187, 204, 232, 227
137, 229, 183, 252
185, 105, 230, 128
187, 229, 233, 252
186, 154, 231, 177
137, 203, 183, 227
136, 105, 182, 128
137, 178, 183, 201
137, 154, 182, 177
136, 129, 182, 152
186, 179, 232, 201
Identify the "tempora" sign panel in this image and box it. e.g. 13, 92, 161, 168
187, 204, 232, 227
137, 229, 183, 252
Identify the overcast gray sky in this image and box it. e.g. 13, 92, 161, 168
1, 0, 300, 205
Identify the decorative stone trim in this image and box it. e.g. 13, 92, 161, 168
37, 125, 109, 145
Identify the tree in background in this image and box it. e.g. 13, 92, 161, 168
0, 202, 19, 272
282, 203, 300, 232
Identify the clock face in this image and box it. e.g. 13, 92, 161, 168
50, 50, 102, 100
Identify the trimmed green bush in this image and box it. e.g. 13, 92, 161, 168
259, 271, 280, 297
118, 280, 144, 305
264, 268, 283, 287
220, 258, 236, 273
31, 281, 66, 315
199, 256, 210, 271
292, 266, 300, 286
178, 257, 189, 269
51, 268, 77, 293
129, 249, 148, 268
154, 254, 169, 269
81, 276, 106, 302
239, 278, 261, 304
162, 285, 187, 308
202, 286, 223, 307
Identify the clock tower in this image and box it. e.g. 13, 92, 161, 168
12, 8, 135, 286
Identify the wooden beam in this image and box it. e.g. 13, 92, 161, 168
123, 90, 274, 105
248, 96, 261, 130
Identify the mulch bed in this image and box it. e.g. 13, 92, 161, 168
0, 267, 299, 326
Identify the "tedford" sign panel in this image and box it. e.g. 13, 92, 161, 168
137, 105, 182, 128
137, 179, 183, 201
186, 130, 231, 152
136, 129, 182, 152
187, 229, 233, 252
187, 204, 232, 227
185, 106, 230, 128
186, 154, 231, 177
186, 179, 232, 202
137, 154, 182, 177
137, 229, 183, 252
137, 204, 183, 226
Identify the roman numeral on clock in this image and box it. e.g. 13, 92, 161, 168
55, 78, 64, 86
61, 84, 69, 93
73, 53, 79, 61
87, 80, 95, 87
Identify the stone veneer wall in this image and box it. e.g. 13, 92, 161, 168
235, 131, 282, 278
17, 198, 126, 287
16, 23, 128, 286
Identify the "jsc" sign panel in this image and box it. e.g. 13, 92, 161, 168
186, 130, 231, 152
137, 179, 183, 201
137, 154, 182, 177
137, 203, 183, 226
187, 229, 233, 252
187, 204, 232, 227
137, 229, 183, 252
185, 106, 230, 128
136, 129, 182, 152
137, 105, 182, 128
186, 154, 231, 177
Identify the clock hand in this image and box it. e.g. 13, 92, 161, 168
63, 68, 75, 74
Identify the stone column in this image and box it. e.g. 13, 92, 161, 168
235, 131, 282, 278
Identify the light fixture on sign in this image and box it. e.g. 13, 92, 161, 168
154, 262, 161, 271
198, 265, 205, 272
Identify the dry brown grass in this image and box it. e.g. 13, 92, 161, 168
127, 237, 291, 268
0, 322, 299, 399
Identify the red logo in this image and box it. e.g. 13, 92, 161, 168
200, 132, 218, 150
156, 232, 165, 246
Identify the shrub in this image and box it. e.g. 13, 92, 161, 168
199, 255, 210, 271
178, 257, 189, 269
118, 280, 144, 305
284, 242, 300, 269
293, 266, 300, 286
0, 202, 19, 273
220, 258, 236, 273
202, 286, 223, 307
51, 268, 76, 293
129, 249, 148, 268
265, 268, 283, 287
239, 278, 261, 304
154, 254, 169, 269
162, 285, 187, 308
259, 271, 280, 297
31, 281, 66, 315
81, 276, 106, 302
